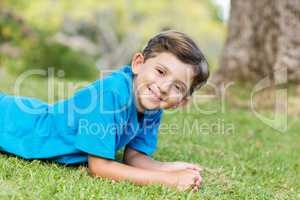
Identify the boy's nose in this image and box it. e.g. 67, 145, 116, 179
157, 80, 172, 96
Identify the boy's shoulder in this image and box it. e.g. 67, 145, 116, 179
104, 65, 133, 90
97, 65, 134, 107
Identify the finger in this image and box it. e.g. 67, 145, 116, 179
193, 181, 200, 190
187, 164, 203, 172
197, 176, 203, 187
192, 186, 198, 192
194, 175, 202, 186
186, 164, 198, 170
193, 170, 200, 176
193, 174, 201, 183
194, 178, 199, 185
195, 178, 201, 186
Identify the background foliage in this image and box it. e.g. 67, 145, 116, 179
0, 0, 225, 80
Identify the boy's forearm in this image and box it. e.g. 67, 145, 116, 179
124, 151, 164, 171
123, 147, 202, 173
88, 155, 172, 186
123, 147, 167, 171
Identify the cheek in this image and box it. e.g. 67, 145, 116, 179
161, 96, 181, 109
148, 71, 159, 82
140, 71, 157, 85
168, 91, 183, 102
136, 75, 148, 91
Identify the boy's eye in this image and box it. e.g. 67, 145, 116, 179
156, 69, 164, 75
175, 85, 181, 91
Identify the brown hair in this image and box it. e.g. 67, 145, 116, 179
142, 30, 209, 95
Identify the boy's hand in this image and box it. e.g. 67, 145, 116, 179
167, 169, 202, 192
161, 161, 203, 172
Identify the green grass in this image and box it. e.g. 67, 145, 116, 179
0, 71, 299, 199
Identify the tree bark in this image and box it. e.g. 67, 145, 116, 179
213, 0, 300, 84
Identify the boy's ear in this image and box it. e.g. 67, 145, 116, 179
131, 53, 144, 75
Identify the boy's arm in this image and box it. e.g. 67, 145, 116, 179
123, 146, 203, 172
88, 155, 202, 192
123, 146, 164, 171
88, 155, 172, 186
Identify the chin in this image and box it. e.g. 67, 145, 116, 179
140, 98, 161, 110
142, 102, 159, 110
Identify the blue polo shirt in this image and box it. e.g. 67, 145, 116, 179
0, 65, 163, 164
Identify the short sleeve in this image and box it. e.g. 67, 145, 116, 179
72, 83, 124, 160
127, 111, 163, 157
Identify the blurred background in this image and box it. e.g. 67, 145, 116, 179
1, 0, 299, 119
0, 0, 228, 81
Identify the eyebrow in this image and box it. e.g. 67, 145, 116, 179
157, 62, 188, 91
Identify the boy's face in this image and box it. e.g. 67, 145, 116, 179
131, 52, 195, 112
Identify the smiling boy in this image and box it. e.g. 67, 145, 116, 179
0, 30, 209, 192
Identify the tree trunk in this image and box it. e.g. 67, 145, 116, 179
213, 0, 300, 84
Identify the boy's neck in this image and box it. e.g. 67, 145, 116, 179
137, 111, 144, 123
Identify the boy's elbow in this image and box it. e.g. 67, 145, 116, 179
87, 155, 111, 177
123, 146, 141, 165
88, 164, 98, 177
87, 155, 123, 183
87, 162, 99, 177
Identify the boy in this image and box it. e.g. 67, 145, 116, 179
0, 30, 209, 192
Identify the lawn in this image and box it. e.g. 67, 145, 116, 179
0, 71, 299, 199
